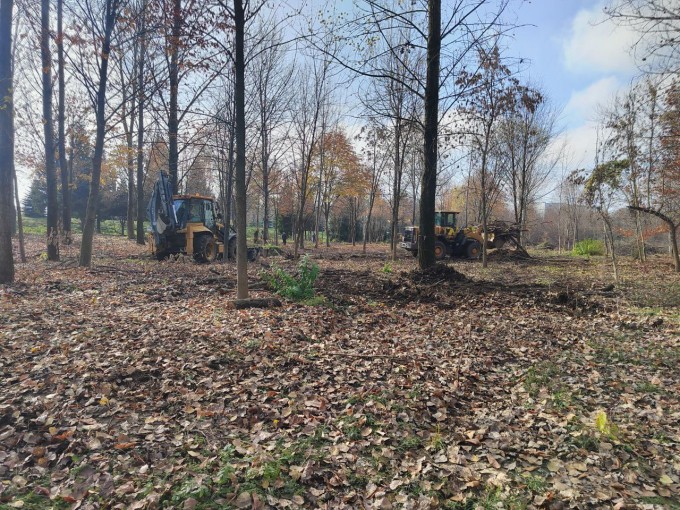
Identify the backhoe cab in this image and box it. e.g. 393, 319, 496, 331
401, 211, 522, 260
147, 172, 235, 261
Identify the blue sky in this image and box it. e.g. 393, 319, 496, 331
507, 0, 639, 170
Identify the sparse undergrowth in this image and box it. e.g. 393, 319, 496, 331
1, 236, 678, 508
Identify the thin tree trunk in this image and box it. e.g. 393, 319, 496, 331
604, 217, 619, 282
0, 0, 14, 282
262, 136, 269, 243
391, 121, 401, 261
79, 1, 116, 267
123, 60, 136, 241
136, 0, 146, 245
417, 0, 440, 270
233, 0, 248, 299
13, 164, 25, 263
42, 0, 59, 261
628, 205, 680, 272
168, 0, 181, 194
634, 210, 645, 261
480, 126, 491, 268
57, 0, 70, 241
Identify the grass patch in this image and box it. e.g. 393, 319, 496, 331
635, 382, 663, 394
397, 435, 422, 451
523, 361, 560, 397
639, 496, 680, 509
572, 239, 604, 256
522, 474, 547, 494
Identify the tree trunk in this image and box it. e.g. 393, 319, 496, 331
57, 0, 70, 241
168, 0, 181, 194
136, 0, 146, 245
233, 0, 248, 298
13, 164, 25, 263
669, 226, 680, 272
417, 0, 440, 270
79, 1, 116, 267
0, 0, 14, 283
628, 205, 680, 272
391, 121, 402, 261
42, 0, 59, 261
634, 210, 645, 262
262, 139, 269, 243
126, 120, 135, 241
603, 216, 619, 282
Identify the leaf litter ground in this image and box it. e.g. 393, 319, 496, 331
1, 236, 679, 509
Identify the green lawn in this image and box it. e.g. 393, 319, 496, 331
20, 217, 147, 237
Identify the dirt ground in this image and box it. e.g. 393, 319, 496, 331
1, 235, 679, 509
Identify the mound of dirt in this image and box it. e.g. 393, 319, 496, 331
486, 248, 532, 261
409, 263, 468, 284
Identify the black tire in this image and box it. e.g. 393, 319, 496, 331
466, 240, 481, 260
195, 235, 217, 262
434, 240, 447, 260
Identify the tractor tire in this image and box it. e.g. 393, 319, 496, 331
195, 235, 218, 262
227, 238, 236, 260
434, 240, 447, 260
466, 240, 481, 260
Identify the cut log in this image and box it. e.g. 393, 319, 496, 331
232, 298, 282, 309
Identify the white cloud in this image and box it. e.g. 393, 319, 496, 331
564, 76, 622, 123
563, 1, 638, 74
561, 121, 600, 169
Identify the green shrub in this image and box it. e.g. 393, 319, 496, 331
262, 255, 319, 301
572, 239, 604, 256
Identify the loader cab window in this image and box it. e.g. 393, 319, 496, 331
435, 212, 457, 229
174, 198, 204, 227
203, 200, 215, 230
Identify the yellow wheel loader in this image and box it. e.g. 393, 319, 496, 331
400, 211, 525, 260
146, 172, 237, 262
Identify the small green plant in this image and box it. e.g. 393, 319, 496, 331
262, 255, 319, 301
429, 425, 444, 451
397, 435, 422, 451
572, 239, 604, 256
523, 362, 559, 397
382, 262, 393, 273
595, 410, 619, 439
522, 474, 547, 494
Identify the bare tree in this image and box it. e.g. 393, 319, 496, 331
0, 0, 14, 283
319, 0, 510, 268
580, 158, 628, 282
251, 26, 293, 244
360, 125, 388, 253
629, 80, 680, 271
216, 0, 269, 300
76, 0, 128, 267
42, 0, 59, 261
136, 0, 148, 245
290, 54, 333, 258
498, 87, 559, 246
57, 0, 71, 242
604, 0, 680, 75
459, 44, 526, 267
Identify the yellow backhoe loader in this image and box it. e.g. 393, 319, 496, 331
400, 211, 525, 260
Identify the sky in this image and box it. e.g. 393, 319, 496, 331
16, 0, 642, 202
506, 0, 640, 172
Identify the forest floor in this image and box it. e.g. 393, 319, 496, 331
1, 235, 679, 510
